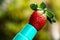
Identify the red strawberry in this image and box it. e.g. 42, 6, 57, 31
29, 11, 47, 31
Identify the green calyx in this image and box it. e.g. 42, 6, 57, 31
30, 2, 46, 11
40, 2, 46, 10
30, 3, 38, 10
45, 11, 56, 23
45, 11, 54, 18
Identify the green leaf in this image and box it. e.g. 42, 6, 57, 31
45, 10, 56, 23
45, 11, 54, 19
30, 3, 38, 10
40, 2, 46, 10
51, 17, 56, 23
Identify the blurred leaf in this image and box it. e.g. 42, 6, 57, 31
30, 3, 38, 10
40, 2, 46, 10
0, 0, 4, 5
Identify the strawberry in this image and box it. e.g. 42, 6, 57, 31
29, 11, 47, 31
29, 3, 56, 31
